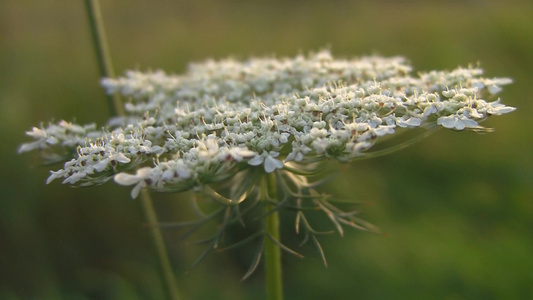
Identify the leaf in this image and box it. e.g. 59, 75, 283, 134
302, 173, 338, 189
241, 242, 263, 282
298, 211, 334, 235
216, 231, 263, 252
253, 198, 288, 221
312, 235, 328, 268
282, 163, 323, 176
203, 185, 248, 206
467, 126, 495, 133
295, 211, 302, 234
266, 233, 304, 258
317, 201, 344, 237
187, 242, 216, 272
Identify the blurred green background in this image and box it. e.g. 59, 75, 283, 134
1, 0, 532, 299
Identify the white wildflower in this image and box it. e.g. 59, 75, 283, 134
20, 50, 515, 196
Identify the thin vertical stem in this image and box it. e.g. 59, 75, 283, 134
84, 1, 180, 299
263, 172, 283, 300
140, 190, 182, 300
84, 0, 125, 116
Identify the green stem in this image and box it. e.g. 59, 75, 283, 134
84, 0, 125, 116
140, 190, 182, 300
263, 172, 283, 300
84, 1, 180, 299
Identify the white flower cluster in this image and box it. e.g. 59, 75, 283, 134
20, 50, 515, 198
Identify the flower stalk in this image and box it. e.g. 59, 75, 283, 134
263, 172, 283, 300
140, 189, 181, 300
84, 0, 124, 116
84, 1, 179, 299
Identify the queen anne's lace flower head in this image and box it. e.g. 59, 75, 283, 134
20, 50, 515, 198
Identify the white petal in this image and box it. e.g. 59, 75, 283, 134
239, 148, 257, 158
162, 169, 174, 181
423, 106, 438, 116
312, 139, 328, 154
176, 167, 191, 179
131, 182, 146, 199
496, 106, 516, 114
397, 117, 421, 128
136, 167, 153, 179
310, 128, 327, 138
264, 156, 284, 173
496, 78, 513, 85
454, 121, 465, 130
279, 133, 290, 143
112, 152, 131, 164
355, 123, 370, 131
206, 139, 219, 155
26, 127, 47, 138
248, 155, 265, 166
295, 152, 304, 162
93, 158, 110, 172
46, 170, 67, 184
405, 117, 421, 127
18, 141, 41, 153
269, 151, 280, 158
46, 136, 59, 144
353, 141, 372, 152
437, 116, 456, 129
461, 118, 478, 128
229, 147, 256, 161
488, 85, 502, 94
374, 126, 395, 136
114, 173, 140, 186
488, 103, 516, 115
285, 152, 296, 162
63, 172, 86, 184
